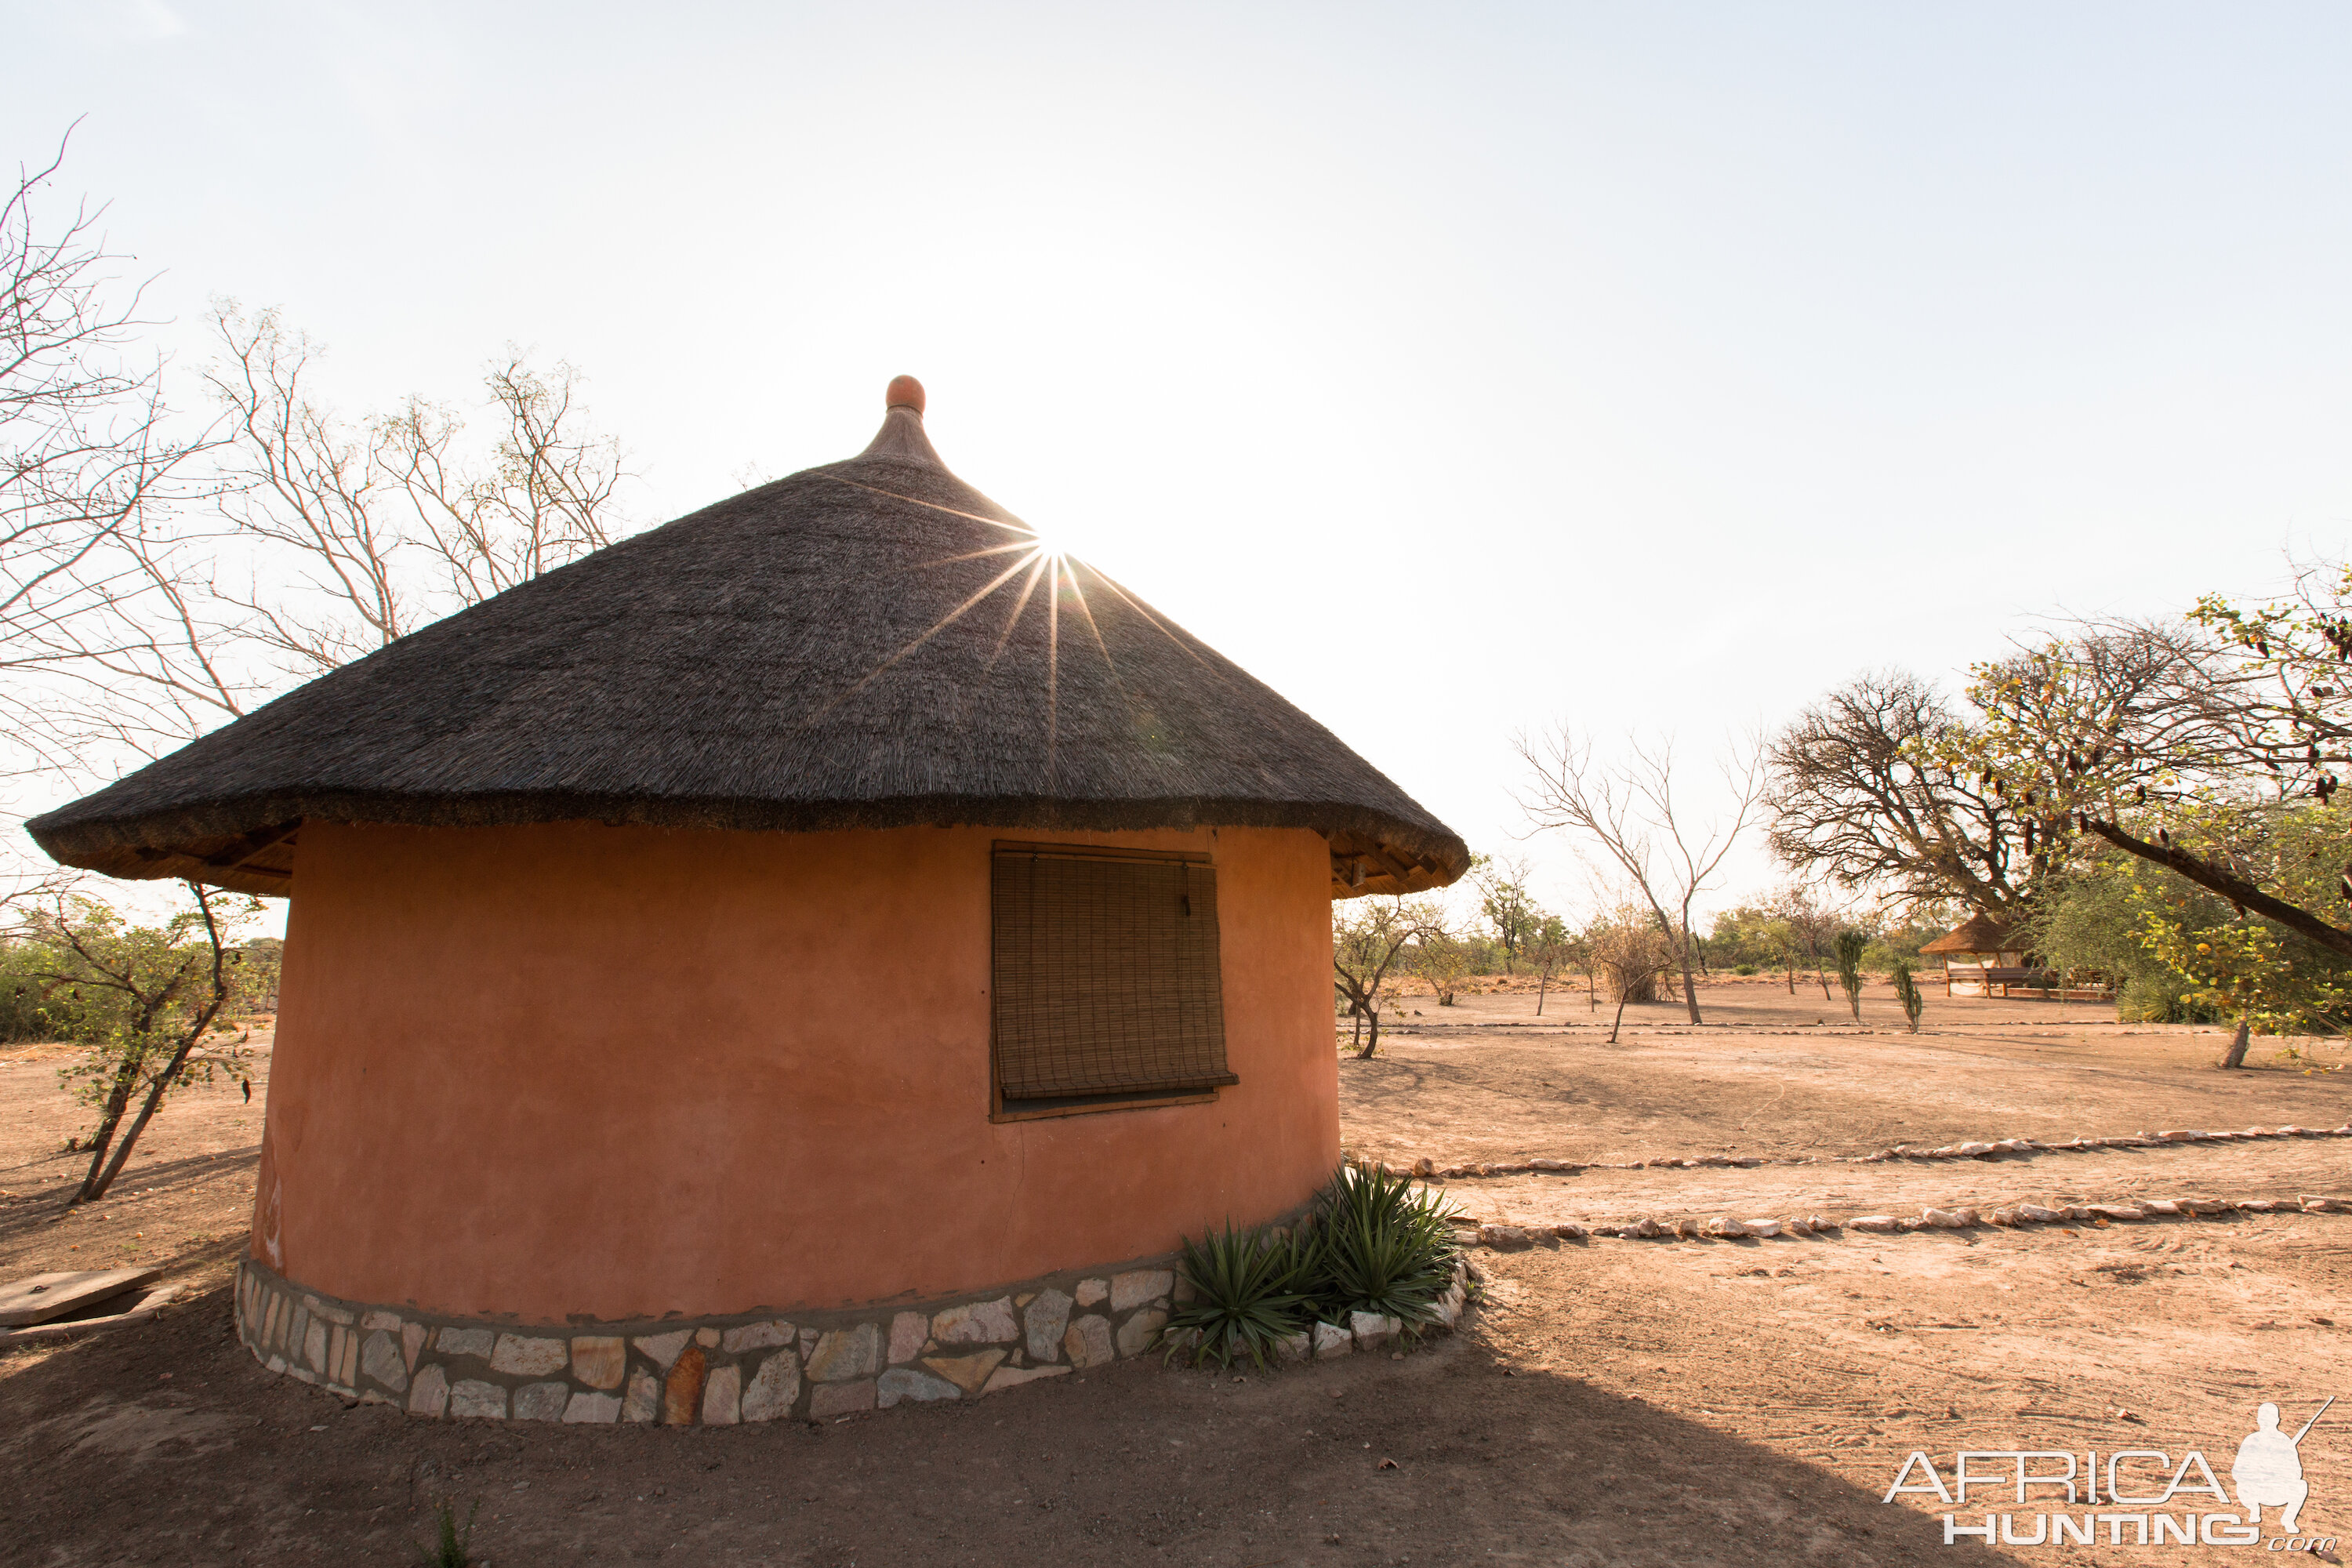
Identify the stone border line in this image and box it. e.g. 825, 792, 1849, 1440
1391, 1122, 2352, 1181
233, 1258, 1472, 1425
1469, 1192, 2352, 1248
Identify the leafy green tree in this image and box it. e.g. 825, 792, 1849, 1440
30, 884, 262, 1200
1465, 852, 1538, 971
1890, 959, 1926, 1033
1332, 895, 1443, 1059
1412, 926, 1472, 1007
1833, 930, 1867, 1022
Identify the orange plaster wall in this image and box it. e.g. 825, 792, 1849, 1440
255, 820, 1338, 1323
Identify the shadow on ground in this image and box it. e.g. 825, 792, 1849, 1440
2, 1283, 2016, 1567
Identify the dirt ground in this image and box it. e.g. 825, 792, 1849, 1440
5, 982, 2350, 1566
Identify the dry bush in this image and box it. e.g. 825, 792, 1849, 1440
1592, 908, 1674, 1004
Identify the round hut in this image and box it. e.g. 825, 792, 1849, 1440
28, 379, 1466, 1421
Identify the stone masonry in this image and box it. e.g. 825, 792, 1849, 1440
232, 1254, 1462, 1425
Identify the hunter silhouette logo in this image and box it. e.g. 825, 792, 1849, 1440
2234, 1397, 2330, 1534
1882, 1397, 2336, 1551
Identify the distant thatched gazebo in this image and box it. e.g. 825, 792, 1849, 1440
1920, 913, 2028, 996
29, 378, 1467, 1423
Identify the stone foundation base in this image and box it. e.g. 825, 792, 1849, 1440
233, 1257, 1189, 1424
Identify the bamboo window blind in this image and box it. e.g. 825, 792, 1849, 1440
990, 844, 1235, 1105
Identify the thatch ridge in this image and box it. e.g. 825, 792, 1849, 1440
1918, 913, 2017, 955
28, 404, 1467, 898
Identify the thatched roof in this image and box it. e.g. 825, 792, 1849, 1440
1919, 913, 2018, 956
27, 382, 1467, 901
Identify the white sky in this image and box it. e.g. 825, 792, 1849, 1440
9, 2, 2352, 933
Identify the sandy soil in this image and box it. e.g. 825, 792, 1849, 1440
3, 982, 2348, 1566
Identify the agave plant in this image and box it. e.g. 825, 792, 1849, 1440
1165, 1222, 1316, 1369
1307, 1160, 1461, 1328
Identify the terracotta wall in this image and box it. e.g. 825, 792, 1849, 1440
255, 821, 1338, 1323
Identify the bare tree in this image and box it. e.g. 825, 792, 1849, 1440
1768, 670, 2028, 917
1, 128, 207, 700
198, 303, 631, 686
383, 355, 626, 604
1515, 728, 1766, 1024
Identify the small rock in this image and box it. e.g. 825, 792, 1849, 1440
1921, 1208, 1972, 1229
2143, 1200, 2181, 1216
2238, 1199, 2278, 1213
406, 1363, 450, 1418
720, 1319, 794, 1356
2089, 1203, 2146, 1221
805, 1323, 883, 1382
982, 1363, 1071, 1396
360, 1329, 408, 1394
740, 1351, 800, 1421
694, 1327, 721, 1348
1114, 1309, 1167, 1359
922, 1349, 1007, 1396
1703, 1217, 1746, 1239
702, 1363, 742, 1425
808, 1379, 874, 1419
570, 1336, 626, 1390
513, 1381, 569, 1421
1109, 1271, 1174, 1313
2015, 1203, 2067, 1222
1846, 1215, 1900, 1232
1312, 1321, 1353, 1360
1738, 1218, 1783, 1237
887, 1311, 929, 1366
401, 1322, 426, 1372
1479, 1224, 1534, 1249
435, 1327, 494, 1360
562, 1391, 622, 1424
1551, 1221, 1589, 1241
1073, 1278, 1109, 1308
931, 1298, 1018, 1345
1062, 1316, 1116, 1370
622, 1367, 661, 1423
1411, 1156, 1435, 1176
489, 1334, 569, 1377
1276, 1330, 1313, 1363
1023, 1289, 1073, 1363
1350, 1311, 1401, 1352
877, 1367, 962, 1406
633, 1330, 691, 1371
662, 1345, 706, 1425
448, 1379, 506, 1420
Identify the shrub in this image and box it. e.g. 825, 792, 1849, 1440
1164, 1223, 1316, 1370
1309, 1161, 1461, 1327
417, 1499, 480, 1567
1733, 963, 1756, 976
1166, 1162, 1461, 1367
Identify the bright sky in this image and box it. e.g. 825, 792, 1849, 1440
10, 2, 2352, 931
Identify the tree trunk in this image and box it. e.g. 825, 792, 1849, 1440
2218, 1020, 2251, 1070
1536, 971, 1548, 1016
1609, 991, 1632, 1044
1679, 956, 1702, 1024
1356, 1007, 1381, 1061
1785, 962, 1794, 994
75, 1051, 147, 1202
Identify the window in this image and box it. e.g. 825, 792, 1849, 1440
989, 841, 1235, 1119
